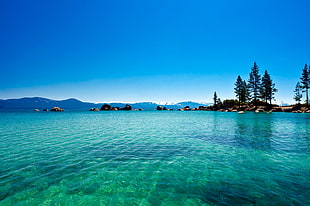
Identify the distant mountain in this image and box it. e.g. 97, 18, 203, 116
0, 97, 211, 110
172, 101, 211, 109
130, 102, 159, 110
0, 97, 98, 110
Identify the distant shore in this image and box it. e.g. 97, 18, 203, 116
159, 104, 310, 113
1, 97, 309, 113
42, 103, 309, 113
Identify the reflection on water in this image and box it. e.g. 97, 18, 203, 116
235, 113, 272, 150
189, 112, 274, 151
189, 112, 310, 154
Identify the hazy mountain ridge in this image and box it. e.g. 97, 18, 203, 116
0, 97, 211, 110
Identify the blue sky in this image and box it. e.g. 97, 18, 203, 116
0, 0, 309, 104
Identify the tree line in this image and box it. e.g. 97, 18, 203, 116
234, 62, 277, 106
213, 62, 310, 108
294, 64, 310, 106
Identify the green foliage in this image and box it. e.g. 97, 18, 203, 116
294, 82, 303, 104
222, 99, 239, 107
213, 92, 218, 105
234, 76, 250, 106
248, 62, 261, 102
260, 70, 277, 104
300, 64, 310, 105
241, 80, 251, 103
217, 98, 222, 105
234, 63, 277, 106
248, 99, 271, 106
234, 75, 243, 106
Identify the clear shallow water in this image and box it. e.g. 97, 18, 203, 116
0, 111, 309, 205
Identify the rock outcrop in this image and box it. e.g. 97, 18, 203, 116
100, 104, 112, 111
178, 106, 191, 111
121, 104, 132, 111
100, 104, 132, 111
157, 106, 163, 110
51, 107, 64, 112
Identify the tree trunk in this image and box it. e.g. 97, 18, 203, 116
307, 88, 309, 106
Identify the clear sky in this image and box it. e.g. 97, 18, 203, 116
1, 0, 309, 104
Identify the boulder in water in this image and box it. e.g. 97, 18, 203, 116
121, 104, 132, 111
100, 104, 112, 111
157, 106, 163, 110
51, 107, 64, 112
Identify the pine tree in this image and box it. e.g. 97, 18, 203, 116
300, 64, 310, 106
260, 70, 277, 104
235, 76, 251, 107
234, 75, 243, 107
213, 92, 218, 106
248, 62, 261, 104
294, 82, 303, 104
241, 80, 251, 104
217, 98, 222, 106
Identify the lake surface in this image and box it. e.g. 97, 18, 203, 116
0, 111, 309, 205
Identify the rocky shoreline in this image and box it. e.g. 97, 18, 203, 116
33, 104, 310, 113
175, 104, 310, 113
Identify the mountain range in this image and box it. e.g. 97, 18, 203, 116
0, 97, 211, 110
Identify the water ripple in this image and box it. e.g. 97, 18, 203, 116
0, 111, 309, 205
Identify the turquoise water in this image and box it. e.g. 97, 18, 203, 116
0, 111, 309, 205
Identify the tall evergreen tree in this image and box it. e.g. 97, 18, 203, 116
234, 76, 251, 107
217, 98, 222, 105
300, 64, 310, 106
234, 75, 251, 107
260, 70, 277, 104
213, 92, 218, 106
294, 82, 303, 104
248, 62, 261, 104
234, 75, 243, 107
241, 80, 251, 104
